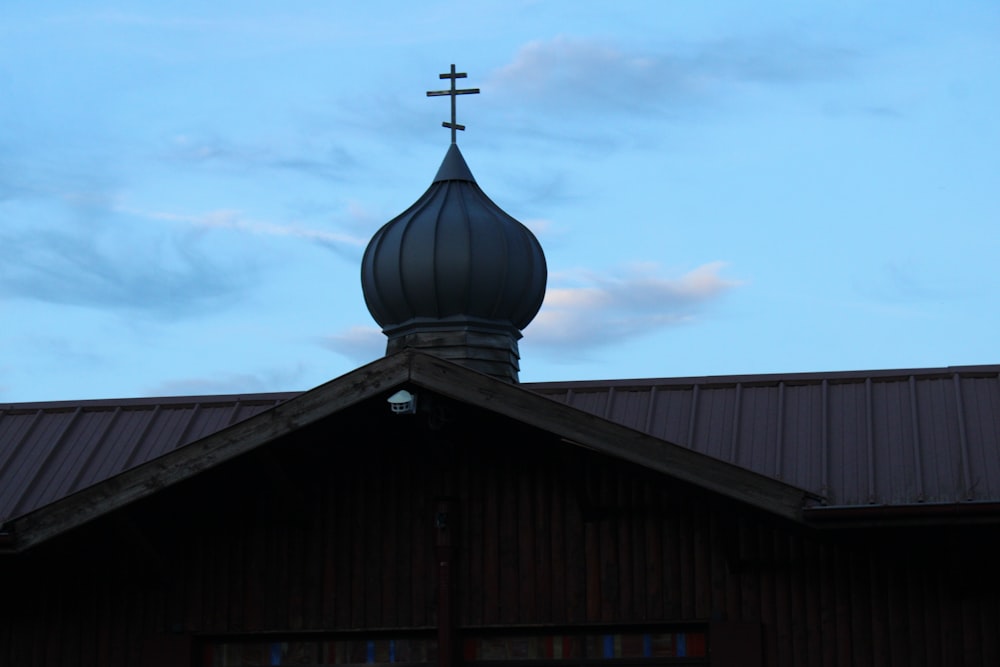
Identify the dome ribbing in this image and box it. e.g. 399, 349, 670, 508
361, 145, 547, 382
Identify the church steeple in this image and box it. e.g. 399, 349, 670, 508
360, 66, 547, 382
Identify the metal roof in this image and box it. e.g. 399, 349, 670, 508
0, 393, 297, 526
2, 364, 999, 528
526, 365, 1000, 508
4, 353, 814, 551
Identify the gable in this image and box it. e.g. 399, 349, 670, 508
2, 394, 791, 636
3, 398, 823, 667
6, 370, 1000, 666
0, 393, 297, 528
0, 352, 812, 552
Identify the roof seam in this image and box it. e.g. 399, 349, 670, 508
121, 405, 162, 470
729, 384, 742, 463
13, 408, 83, 517
865, 378, 876, 504
173, 403, 203, 450
820, 379, 830, 502
907, 376, 925, 503
65, 406, 123, 494
953, 373, 974, 501
774, 382, 785, 480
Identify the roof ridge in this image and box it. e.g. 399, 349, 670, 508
0, 391, 303, 411
524, 364, 1000, 390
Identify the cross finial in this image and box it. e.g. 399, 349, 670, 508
426, 64, 480, 144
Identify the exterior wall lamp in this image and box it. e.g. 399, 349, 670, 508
387, 389, 416, 414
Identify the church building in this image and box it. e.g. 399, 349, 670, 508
2, 67, 999, 667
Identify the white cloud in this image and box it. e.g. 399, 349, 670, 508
122, 206, 368, 247
321, 262, 740, 359
522, 217, 559, 237
321, 325, 384, 365
488, 36, 678, 113
487, 34, 855, 117
527, 261, 741, 348
146, 364, 308, 397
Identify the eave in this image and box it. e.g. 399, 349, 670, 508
2, 352, 818, 553
804, 500, 1000, 528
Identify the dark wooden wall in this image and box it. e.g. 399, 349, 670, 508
1, 398, 999, 666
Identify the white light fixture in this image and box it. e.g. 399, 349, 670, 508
387, 389, 416, 414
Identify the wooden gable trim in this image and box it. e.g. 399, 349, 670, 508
6, 355, 412, 552
406, 354, 816, 523
5, 351, 816, 552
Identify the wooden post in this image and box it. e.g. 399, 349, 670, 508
435, 499, 456, 667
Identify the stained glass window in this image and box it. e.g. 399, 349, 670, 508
203, 637, 437, 667
204, 629, 706, 666
462, 630, 706, 662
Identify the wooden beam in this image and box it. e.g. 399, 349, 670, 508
11, 355, 413, 551
408, 353, 815, 523
12, 349, 816, 551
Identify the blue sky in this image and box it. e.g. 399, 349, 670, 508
1, 1, 998, 401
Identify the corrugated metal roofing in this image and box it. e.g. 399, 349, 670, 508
0, 393, 297, 525
2, 364, 999, 527
526, 365, 1000, 508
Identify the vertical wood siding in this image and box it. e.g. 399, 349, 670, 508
1, 408, 999, 666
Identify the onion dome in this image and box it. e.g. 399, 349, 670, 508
361, 144, 547, 382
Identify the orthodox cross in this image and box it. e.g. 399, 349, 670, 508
426, 64, 480, 144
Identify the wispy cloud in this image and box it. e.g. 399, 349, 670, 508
12, 334, 106, 368
0, 222, 253, 318
0, 148, 251, 318
35, 10, 372, 54
854, 259, 969, 308
320, 325, 384, 365
487, 34, 856, 117
522, 218, 561, 238
527, 261, 741, 349
323, 262, 741, 361
0, 179, 258, 319
145, 363, 309, 396
165, 134, 358, 182
123, 206, 368, 249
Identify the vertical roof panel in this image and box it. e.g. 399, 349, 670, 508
870, 377, 919, 505
132, 405, 196, 463
18, 407, 110, 515
530, 366, 1000, 509
914, 377, 964, 504
823, 380, 869, 506
566, 390, 611, 421
691, 385, 736, 461
735, 384, 780, 476
0, 411, 42, 476
779, 382, 825, 497
605, 388, 651, 434
91, 406, 161, 480
0, 394, 296, 525
0, 410, 77, 518
651, 386, 695, 446
958, 375, 1000, 500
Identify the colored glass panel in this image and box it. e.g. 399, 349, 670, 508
207, 630, 704, 666
463, 630, 704, 663
205, 638, 435, 666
